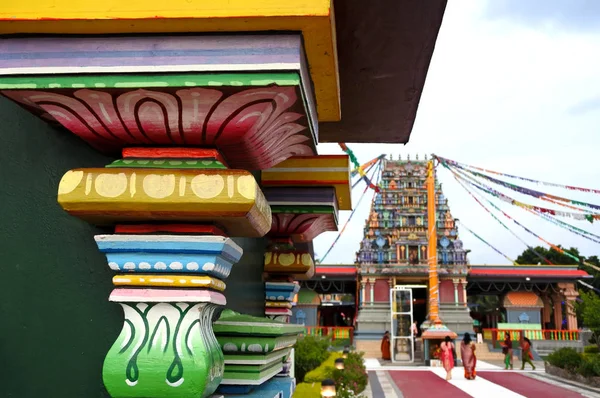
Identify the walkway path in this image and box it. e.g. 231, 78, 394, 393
363, 359, 600, 398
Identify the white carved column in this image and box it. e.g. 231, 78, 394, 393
369, 278, 376, 303
360, 279, 367, 305
452, 278, 459, 304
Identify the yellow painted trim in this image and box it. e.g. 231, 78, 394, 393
0, 0, 330, 19
266, 301, 293, 309
264, 250, 314, 273
0, 0, 340, 122
113, 274, 226, 291
261, 155, 351, 210
268, 155, 350, 169
57, 168, 272, 237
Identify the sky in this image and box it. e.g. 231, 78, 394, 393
313, 0, 600, 265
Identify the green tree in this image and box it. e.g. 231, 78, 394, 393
575, 290, 600, 347
515, 247, 600, 289
515, 246, 580, 265
581, 256, 600, 291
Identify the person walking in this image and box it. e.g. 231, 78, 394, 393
381, 331, 391, 360
501, 332, 513, 370
440, 335, 455, 380
461, 333, 477, 380
410, 321, 419, 356
520, 337, 536, 370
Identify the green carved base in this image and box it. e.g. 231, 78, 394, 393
103, 302, 223, 397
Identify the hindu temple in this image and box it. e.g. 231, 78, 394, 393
354, 155, 472, 357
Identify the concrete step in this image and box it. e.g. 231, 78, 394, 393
472, 343, 516, 361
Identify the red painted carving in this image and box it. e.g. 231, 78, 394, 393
115, 224, 227, 236
270, 213, 337, 242
2, 87, 315, 170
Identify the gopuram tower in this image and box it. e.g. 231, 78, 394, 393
355, 154, 473, 358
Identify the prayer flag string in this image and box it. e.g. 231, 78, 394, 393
445, 160, 600, 212
530, 209, 600, 244
443, 161, 591, 266
320, 160, 382, 263
441, 161, 599, 222
440, 162, 552, 264
435, 155, 600, 195
455, 220, 517, 264
340, 144, 383, 192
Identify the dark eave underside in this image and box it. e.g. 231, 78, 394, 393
320, 0, 447, 143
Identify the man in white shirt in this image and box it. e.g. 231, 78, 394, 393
411, 321, 419, 355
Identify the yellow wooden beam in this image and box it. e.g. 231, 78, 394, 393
113, 274, 226, 291
261, 155, 352, 210
57, 168, 272, 237
0, 0, 340, 122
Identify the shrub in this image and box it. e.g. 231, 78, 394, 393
303, 352, 343, 383
577, 353, 600, 377
547, 348, 583, 372
331, 338, 352, 348
585, 345, 600, 354
294, 335, 331, 382
331, 351, 368, 395
578, 358, 597, 377
292, 381, 321, 398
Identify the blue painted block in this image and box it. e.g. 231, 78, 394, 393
265, 282, 300, 301
217, 385, 254, 395
269, 377, 296, 398
221, 377, 292, 398
95, 235, 242, 278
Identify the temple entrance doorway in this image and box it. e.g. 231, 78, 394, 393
412, 286, 427, 332
390, 286, 413, 363
390, 285, 428, 362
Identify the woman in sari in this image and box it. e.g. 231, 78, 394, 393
461, 333, 477, 380
440, 335, 455, 380
501, 332, 513, 370
381, 331, 391, 360
520, 337, 536, 370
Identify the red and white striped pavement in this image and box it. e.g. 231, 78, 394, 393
363, 359, 599, 398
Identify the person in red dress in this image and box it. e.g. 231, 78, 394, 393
381, 331, 391, 360
440, 335, 455, 380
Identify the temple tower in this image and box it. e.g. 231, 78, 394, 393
355, 155, 472, 355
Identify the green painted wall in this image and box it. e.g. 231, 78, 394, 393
0, 98, 266, 397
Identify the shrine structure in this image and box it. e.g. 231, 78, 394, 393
354, 155, 472, 354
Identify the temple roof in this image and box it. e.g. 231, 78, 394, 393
469, 265, 591, 281
502, 292, 543, 308
313, 265, 357, 281
296, 289, 321, 306
318, 263, 592, 282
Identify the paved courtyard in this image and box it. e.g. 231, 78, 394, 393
362, 359, 600, 398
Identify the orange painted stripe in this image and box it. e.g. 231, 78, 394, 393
262, 180, 348, 185
122, 147, 229, 166
315, 267, 356, 274
115, 224, 227, 236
